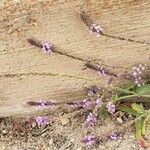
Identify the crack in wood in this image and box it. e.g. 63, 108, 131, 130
0, 72, 96, 83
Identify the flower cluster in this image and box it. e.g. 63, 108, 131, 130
106, 102, 116, 114
84, 113, 97, 127
132, 64, 145, 86
81, 134, 96, 145
35, 116, 49, 126
41, 42, 53, 54
89, 23, 103, 37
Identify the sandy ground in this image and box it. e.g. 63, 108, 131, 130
1, 109, 149, 150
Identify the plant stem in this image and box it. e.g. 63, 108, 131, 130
115, 87, 137, 94
115, 94, 150, 102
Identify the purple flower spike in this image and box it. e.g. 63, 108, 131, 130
35, 116, 49, 126
106, 102, 116, 114
89, 23, 103, 37
84, 113, 97, 127
132, 64, 145, 86
109, 132, 120, 140
67, 98, 101, 109
81, 134, 96, 145
41, 42, 53, 54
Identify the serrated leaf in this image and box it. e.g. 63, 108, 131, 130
117, 105, 138, 116
134, 84, 150, 95
131, 103, 145, 114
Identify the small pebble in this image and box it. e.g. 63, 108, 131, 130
48, 138, 54, 145
60, 117, 70, 126
2, 130, 8, 135
76, 147, 82, 150
32, 122, 36, 128
116, 117, 123, 124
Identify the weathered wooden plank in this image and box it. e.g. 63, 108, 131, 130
0, 0, 149, 117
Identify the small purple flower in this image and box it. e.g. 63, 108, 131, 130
89, 23, 103, 37
81, 98, 101, 108
106, 102, 116, 114
109, 132, 120, 140
84, 113, 97, 127
41, 42, 53, 54
35, 116, 49, 126
98, 66, 107, 76
95, 98, 102, 105
82, 99, 92, 108
81, 134, 96, 145
39, 100, 47, 108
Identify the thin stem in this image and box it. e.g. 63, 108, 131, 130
115, 94, 150, 102
115, 87, 137, 94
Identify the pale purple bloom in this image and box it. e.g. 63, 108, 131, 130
39, 100, 47, 108
82, 99, 92, 108
81, 134, 96, 145
39, 100, 56, 109
132, 64, 145, 86
84, 113, 97, 127
89, 23, 103, 37
106, 102, 116, 114
36, 116, 49, 125
41, 42, 53, 54
97, 66, 118, 78
98, 66, 107, 76
95, 98, 102, 105
91, 98, 102, 108
109, 132, 120, 140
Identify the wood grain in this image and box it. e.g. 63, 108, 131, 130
0, 0, 149, 117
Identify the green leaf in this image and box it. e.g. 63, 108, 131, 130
120, 82, 135, 90
135, 117, 142, 139
134, 84, 150, 95
117, 105, 138, 116
112, 94, 118, 101
131, 103, 145, 114
141, 117, 146, 135
99, 104, 109, 118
